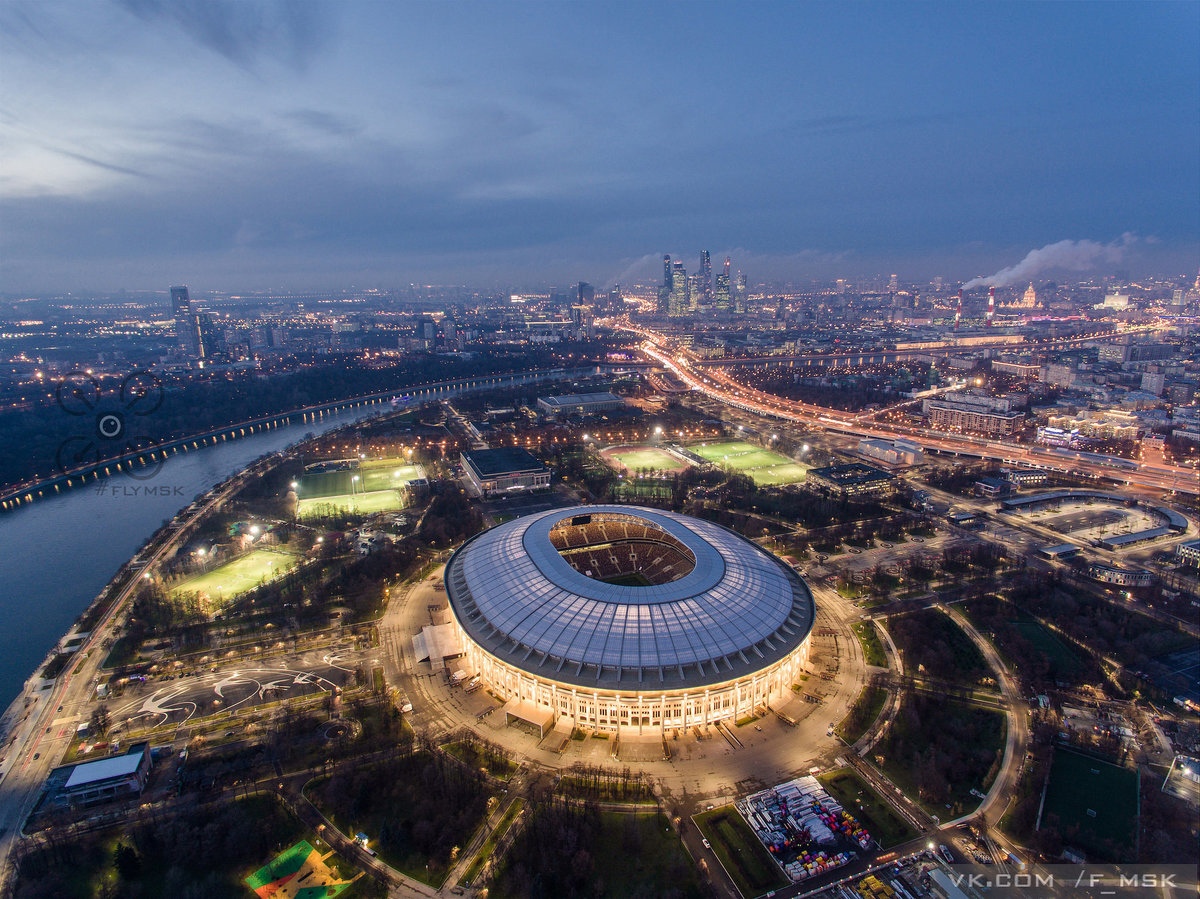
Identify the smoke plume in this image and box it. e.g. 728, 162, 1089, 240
964, 234, 1135, 290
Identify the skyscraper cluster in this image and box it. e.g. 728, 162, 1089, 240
659, 251, 746, 317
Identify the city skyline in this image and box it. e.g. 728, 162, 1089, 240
1, 1, 1197, 293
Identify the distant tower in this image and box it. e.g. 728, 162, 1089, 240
699, 250, 712, 303
1021, 282, 1037, 309
889, 273, 899, 291
171, 285, 200, 356
986, 287, 996, 326
715, 257, 731, 311
734, 270, 748, 313
669, 261, 690, 316
659, 255, 673, 314
170, 285, 190, 321
954, 289, 963, 330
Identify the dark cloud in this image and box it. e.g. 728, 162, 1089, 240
115, 0, 330, 71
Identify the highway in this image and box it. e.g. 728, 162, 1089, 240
629, 329, 1199, 497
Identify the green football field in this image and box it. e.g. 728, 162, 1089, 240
1040, 747, 1138, 861
688, 440, 808, 485
297, 488, 408, 519
171, 548, 302, 606
358, 460, 424, 491
602, 445, 689, 473
296, 460, 424, 498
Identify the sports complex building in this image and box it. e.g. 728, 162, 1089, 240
443, 506, 815, 735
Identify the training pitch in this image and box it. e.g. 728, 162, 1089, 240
171, 547, 302, 606
689, 440, 808, 485
297, 488, 408, 519
600, 444, 689, 474
1039, 747, 1139, 861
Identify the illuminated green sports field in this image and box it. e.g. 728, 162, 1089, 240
171, 547, 302, 606
296, 488, 408, 519
294, 459, 422, 518
601, 445, 689, 473
688, 440, 808, 485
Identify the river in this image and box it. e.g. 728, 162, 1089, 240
0, 365, 597, 711
0, 402, 397, 710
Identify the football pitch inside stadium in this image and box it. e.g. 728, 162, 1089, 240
601, 445, 690, 474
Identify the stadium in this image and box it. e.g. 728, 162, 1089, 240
444, 505, 815, 735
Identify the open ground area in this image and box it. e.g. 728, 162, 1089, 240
688, 440, 808, 485
169, 547, 302, 607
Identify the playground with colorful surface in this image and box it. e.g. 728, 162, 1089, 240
245, 840, 359, 899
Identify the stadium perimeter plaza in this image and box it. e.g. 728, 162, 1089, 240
380, 507, 872, 800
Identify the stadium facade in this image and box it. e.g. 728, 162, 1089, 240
444, 506, 815, 734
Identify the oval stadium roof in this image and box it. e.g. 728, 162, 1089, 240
445, 505, 815, 690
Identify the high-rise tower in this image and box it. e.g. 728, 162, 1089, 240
669, 261, 690, 316
715, 256, 731, 311
699, 250, 712, 303
986, 287, 996, 326
171, 285, 200, 356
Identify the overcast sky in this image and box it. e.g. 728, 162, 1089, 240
1, 0, 1197, 294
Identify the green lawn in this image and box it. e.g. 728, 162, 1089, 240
836, 684, 889, 745
1039, 747, 1139, 862
818, 769, 918, 848
744, 463, 808, 485
1012, 621, 1085, 680
170, 547, 301, 607
358, 461, 424, 491
603, 445, 689, 473
694, 807, 787, 896
297, 488, 408, 519
463, 798, 524, 886
853, 621, 887, 667
688, 441, 807, 485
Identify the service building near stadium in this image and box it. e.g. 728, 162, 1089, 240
444, 505, 815, 735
